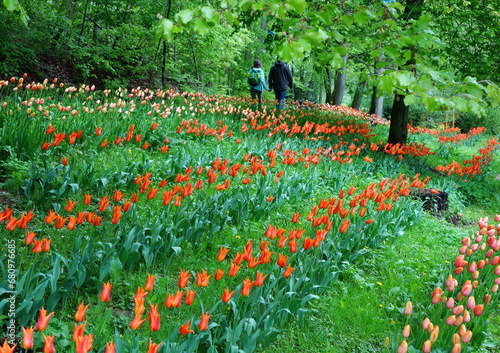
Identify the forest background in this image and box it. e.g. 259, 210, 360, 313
1, 0, 500, 136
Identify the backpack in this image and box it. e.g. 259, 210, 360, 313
247, 69, 260, 86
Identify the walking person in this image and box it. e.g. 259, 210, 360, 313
268, 59, 293, 111
248, 59, 271, 110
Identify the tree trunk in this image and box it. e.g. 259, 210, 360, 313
388, 94, 409, 144
387, 0, 423, 144
324, 66, 334, 104
332, 54, 347, 106
369, 86, 384, 118
351, 79, 366, 111
162, 41, 167, 88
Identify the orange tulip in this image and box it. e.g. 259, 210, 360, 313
67, 216, 78, 230
277, 254, 288, 268
146, 339, 163, 353
36, 307, 55, 331
99, 282, 112, 302
145, 273, 156, 292
404, 301, 413, 315
98, 196, 109, 212
133, 287, 149, 302
25, 231, 36, 245
473, 304, 484, 316
41, 238, 51, 252
451, 343, 461, 353
110, 206, 122, 224
65, 199, 77, 212
5, 217, 18, 231
42, 334, 55, 353
215, 269, 224, 281
241, 278, 254, 297
216, 246, 230, 261
195, 269, 211, 287
32, 240, 43, 253
228, 263, 241, 277
22, 327, 34, 349
179, 320, 194, 335
172, 290, 184, 308
422, 340, 431, 353
283, 264, 295, 278
402, 325, 410, 337
0, 341, 15, 353
75, 334, 93, 353
148, 302, 161, 331
254, 271, 268, 287
83, 194, 92, 206
198, 312, 211, 331
222, 288, 235, 303
397, 340, 408, 353
72, 321, 86, 342
75, 302, 89, 322
129, 315, 147, 330
291, 212, 300, 223
104, 342, 116, 353
185, 289, 196, 305
178, 269, 190, 289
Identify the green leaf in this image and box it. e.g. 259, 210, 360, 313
193, 18, 211, 35
403, 94, 416, 106
200, 6, 218, 23
156, 18, 174, 42
465, 83, 484, 99
378, 75, 395, 95
287, 0, 307, 13
381, 46, 401, 59
414, 13, 431, 30
175, 9, 194, 25
3, 0, 19, 11
302, 28, 329, 44
353, 8, 371, 25
341, 15, 354, 26
275, 42, 293, 62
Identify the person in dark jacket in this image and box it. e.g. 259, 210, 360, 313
268, 60, 293, 110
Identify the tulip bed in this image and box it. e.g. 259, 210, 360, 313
0, 76, 499, 353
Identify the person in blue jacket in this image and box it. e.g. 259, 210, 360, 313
248, 59, 271, 110
268, 59, 293, 111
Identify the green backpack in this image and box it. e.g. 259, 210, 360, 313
247, 69, 260, 86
